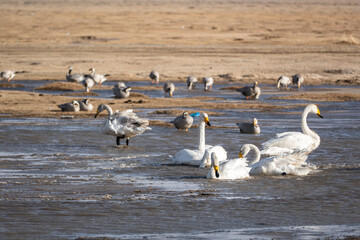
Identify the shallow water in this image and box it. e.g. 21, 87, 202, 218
0, 82, 360, 239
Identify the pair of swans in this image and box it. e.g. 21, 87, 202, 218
207, 104, 323, 179
171, 112, 227, 167
207, 144, 315, 179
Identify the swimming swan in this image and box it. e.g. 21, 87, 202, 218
171, 113, 226, 166
207, 151, 250, 180
94, 104, 151, 146
261, 104, 323, 156
241, 144, 315, 176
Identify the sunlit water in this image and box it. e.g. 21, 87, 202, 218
0, 81, 359, 239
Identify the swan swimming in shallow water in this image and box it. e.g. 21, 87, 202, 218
261, 104, 323, 156
94, 104, 151, 146
207, 151, 250, 180
171, 113, 227, 166
240, 144, 315, 176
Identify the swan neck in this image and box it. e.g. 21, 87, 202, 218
198, 119, 206, 152
249, 145, 261, 165
301, 108, 314, 136
104, 105, 113, 117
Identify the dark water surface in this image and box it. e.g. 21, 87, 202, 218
0, 81, 359, 239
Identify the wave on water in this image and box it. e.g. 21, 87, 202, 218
74, 224, 360, 240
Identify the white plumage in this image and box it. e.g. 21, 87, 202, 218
94, 104, 151, 146
261, 104, 323, 156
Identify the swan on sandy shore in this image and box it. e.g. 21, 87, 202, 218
236, 118, 260, 134
171, 113, 226, 166
240, 144, 315, 176
238, 81, 261, 99
261, 104, 323, 156
94, 104, 151, 146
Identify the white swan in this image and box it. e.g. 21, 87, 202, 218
207, 151, 250, 180
261, 104, 323, 156
240, 144, 315, 176
199, 145, 227, 169
171, 113, 227, 166
94, 104, 151, 146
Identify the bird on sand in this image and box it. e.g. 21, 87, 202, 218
58, 100, 80, 112
1, 70, 27, 82
113, 83, 131, 98
66, 66, 85, 83
94, 104, 151, 146
78, 98, 93, 111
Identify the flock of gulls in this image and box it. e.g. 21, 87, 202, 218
2, 66, 319, 180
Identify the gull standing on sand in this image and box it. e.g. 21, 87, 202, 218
238, 81, 261, 99
292, 74, 304, 88
163, 82, 175, 97
149, 70, 159, 84
236, 118, 260, 134
78, 98, 93, 111
277, 76, 291, 89
58, 100, 80, 112
170, 112, 193, 131
187, 76, 198, 90
261, 104, 323, 156
89, 68, 110, 86
66, 66, 85, 83
113, 83, 131, 98
94, 104, 151, 146
203, 77, 214, 91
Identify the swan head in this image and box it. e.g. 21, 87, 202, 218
211, 152, 220, 178
239, 144, 254, 158
94, 104, 107, 118
202, 113, 211, 126
306, 104, 323, 118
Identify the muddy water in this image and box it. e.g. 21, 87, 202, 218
0, 83, 360, 239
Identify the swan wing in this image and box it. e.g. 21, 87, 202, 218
172, 149, 204, 166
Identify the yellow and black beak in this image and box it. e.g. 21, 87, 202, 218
204, 117, 211, 126
239, 152, 244, 158
94, 110, 99, 118
214, 165, 220, 178
317, 109, 323, 118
